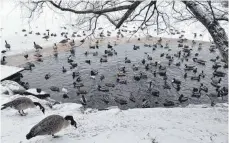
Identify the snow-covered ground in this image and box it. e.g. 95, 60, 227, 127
1, 86, 228, 143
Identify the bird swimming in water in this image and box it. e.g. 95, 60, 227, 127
1, 97, 45, 116
26, 115, 77, 139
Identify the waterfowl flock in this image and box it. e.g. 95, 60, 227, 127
1, 27, 228, 107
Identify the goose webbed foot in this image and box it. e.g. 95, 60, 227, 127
21, 110, 28, 115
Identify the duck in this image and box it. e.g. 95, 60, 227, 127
73, 82, 84, 88
213, 70, 226, 77
53, 43, 58, 51
42, 31, 49, 40
62, 66, 67, 73
133, 45, 140, 50
142, 59, 146, 64
191, 74, 201, 82
26, 115, 77, 139
93, 51, 98, 56
212, 63, 221, 69
1, 97, 45, 116
211, 77, 221, 88
34, 42, 43, 51
24, 53, 29, 59
114, 97, 127, 105
97, 85, 109, 92
178, 94, 188, 103
184, 72, 187, 79
100, 58, 107, 63
184, 64, 195, 70
172, 78, 181, 85
5, 40, 11, 50
63, 94, 69, 99
70, 62, 78, 69
45, 73, 51, 80
1, 50, 7, 54
125, 57, 131, 63
199, 83, 208, 93
107, 43, 112, 49
116, 78, 127, 84
67, 55, 73, 63
1, 56, 7, 65
59, 39, 68, 44
129, 93, 136, 102
85, 60, 91, 65
50, 86, 60, 92
147, 55, 152, 60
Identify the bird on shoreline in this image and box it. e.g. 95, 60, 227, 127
1, 97, 45, 116
34, 42, 43, 51
26, 115, 77, 139
5, 40, 11, 50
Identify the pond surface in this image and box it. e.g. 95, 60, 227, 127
21, 39, 228, 109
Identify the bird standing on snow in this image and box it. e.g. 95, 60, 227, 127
26, 115, 77, 139
1, 97, 45, 116
34, 42, 43, 51
5, 40, 11, 50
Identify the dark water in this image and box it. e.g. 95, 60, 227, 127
20, 40, 228, 109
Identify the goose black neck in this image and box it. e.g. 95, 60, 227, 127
5, 40, 7, 44
64, 115, 77, 127
33, 102, 45, 113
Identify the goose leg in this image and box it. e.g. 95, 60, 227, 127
18, 110, 24, 116
21, 110, 27, 115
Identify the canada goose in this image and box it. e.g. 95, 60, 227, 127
80, 39, 85, 43
100, 74, 105, 81
70, 40, 75, 47
85, 60, 91, 65
34, 42, 43, 51
62, 66, 67, 73
178, 94, 188, 103
172, 78, 181, 85
63, 94, 69, 99
100, 58, 107, 63
59, 39, 68, 44
70, 62, 78, 69
67, 55, 73, 63
53, 43, 57, 51
26, 115, 77, 139
108, 43, 112, 49
133, 45, 139, 50
191, 74, 201, 82
45, 73, 51, 80
5, 40, 11, 50
1, 50, 7, 54
50, 86, 60, 92
125, 57, 131, 63
35, 32, 40, 35
24, 53, 28, 59
98, 85, 109, 92
116, 78, 127, 84
142, 59, 146, 64
1, 97, 45, 116
199, 83, 208, 93
1, 56, 6, 65
42, 32, 49, 40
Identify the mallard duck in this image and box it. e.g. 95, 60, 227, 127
191, 74, 201, 82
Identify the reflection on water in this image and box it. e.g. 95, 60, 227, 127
21, 41, 228, 109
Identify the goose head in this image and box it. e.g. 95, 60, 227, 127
64, 115, 77, 128
33, 102, 45, 114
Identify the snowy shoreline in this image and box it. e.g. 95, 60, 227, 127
1, 91, 228, 143
1, 82, 228, 143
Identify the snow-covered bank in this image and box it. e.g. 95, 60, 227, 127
1, 88, 228, 143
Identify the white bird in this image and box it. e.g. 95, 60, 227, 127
26, 115, 77, 139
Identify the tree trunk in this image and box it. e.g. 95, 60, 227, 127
183, 1, 228, 64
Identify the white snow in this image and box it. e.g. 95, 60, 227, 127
1, 89, 228, 143
0, 65, 24, 81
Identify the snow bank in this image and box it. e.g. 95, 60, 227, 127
1, 91, 228, 143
